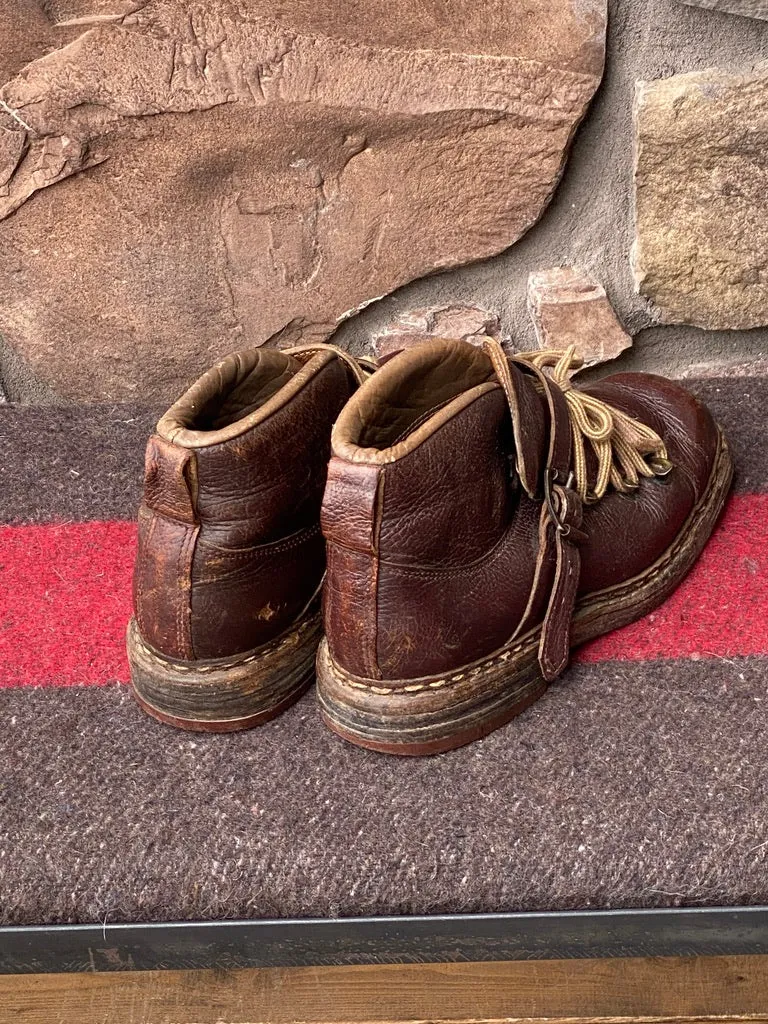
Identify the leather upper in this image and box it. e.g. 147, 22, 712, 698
322, 339, 720, 682
133, 348, 357, 661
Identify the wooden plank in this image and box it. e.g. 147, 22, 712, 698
2, 955, 768, 1024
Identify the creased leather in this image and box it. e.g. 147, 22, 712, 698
374, 494, 542, 678
143, 435, 197, 523
134, 354, 355, 662
324, 541, 383, 679
323, 349, 720, 684
322, 461, 383, 677
577, 374, 714, 593
194, 359, 350, 541
322, 459, 383, 554
133, 505, 198, 660
190, 524, 325, 659
133, 436, 199, 658
378, 388, 513, 566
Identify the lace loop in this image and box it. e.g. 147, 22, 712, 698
285, 342, 373, 386
500, 342, 670, 502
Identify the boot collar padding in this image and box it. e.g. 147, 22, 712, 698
331, 339, 499, 463
157, 349, 335, 448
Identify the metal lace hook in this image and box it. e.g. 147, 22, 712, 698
544, 468, 575, 535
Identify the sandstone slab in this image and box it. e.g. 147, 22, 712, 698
527, 265, 632, 366
680, 0, 768, 20
634, 68, 768, 331
0, 0, 606, 402
371, 305, 501, 360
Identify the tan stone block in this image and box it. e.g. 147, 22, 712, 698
633, 67, 768, 330
371, 305, 501, 360
527, 266, 631, 366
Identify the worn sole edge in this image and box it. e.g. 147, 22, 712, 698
130, 679, 314, 734
317, 429, 734, 756
127, 604, 322, 733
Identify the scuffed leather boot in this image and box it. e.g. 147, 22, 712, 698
128, 344, 367, 732
317, 338, 733, 755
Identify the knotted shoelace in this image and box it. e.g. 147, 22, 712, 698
512, 344, 672, 502
298, 339, 671, 502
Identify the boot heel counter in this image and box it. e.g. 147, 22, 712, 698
133, 434, 199, 660
321, 457, 383, 679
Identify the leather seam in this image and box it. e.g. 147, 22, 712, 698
180, 451, 200, 659
374, 517, 530, 579
329, 435, 727, 695
138, 505, 197, 530
134, 511, 155, 635
195, 522, 320, 559
179, 523, 199, 659
371, 469, 386, 680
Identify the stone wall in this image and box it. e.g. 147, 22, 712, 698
1, 0, 767, 403
338, 0, 768, 380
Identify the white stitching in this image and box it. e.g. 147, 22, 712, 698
332, 435, 731, 696
135, 611, 319, 674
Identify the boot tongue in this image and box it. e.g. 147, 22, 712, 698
209, 350, 302, 430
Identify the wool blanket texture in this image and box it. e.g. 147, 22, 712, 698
0, 379, 765, 925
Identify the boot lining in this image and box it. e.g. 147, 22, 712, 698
349, 341, 496, 451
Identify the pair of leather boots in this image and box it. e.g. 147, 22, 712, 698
128, 337, 732, 755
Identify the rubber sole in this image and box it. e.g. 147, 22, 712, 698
128, 601, 322, 733
316, 429, 734, 756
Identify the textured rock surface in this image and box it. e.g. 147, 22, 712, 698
371, 305, 501, 360
528, 266, 631, 365
680, 0, 768, 19
44, 1, 145, 25
1, 3, 82, 83
331, 0, 768, 383
634, 68, 768, 331
0, 0, 606, 402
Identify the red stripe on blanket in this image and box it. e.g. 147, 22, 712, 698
0, 521, 135, 687
577, 494, 767, 663
0, 495, 765, 687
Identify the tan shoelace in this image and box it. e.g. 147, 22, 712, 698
297, 338, 671, 502
286, 343, 376, 387
514, 345, 672, 502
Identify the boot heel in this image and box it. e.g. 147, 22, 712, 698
128, 602, 322, 732
316, 636, 545, 756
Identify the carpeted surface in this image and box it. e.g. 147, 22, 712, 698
0, 380, 766, 925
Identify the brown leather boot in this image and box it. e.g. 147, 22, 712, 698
317, 338, 733, 755
128, 344, 367, 732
